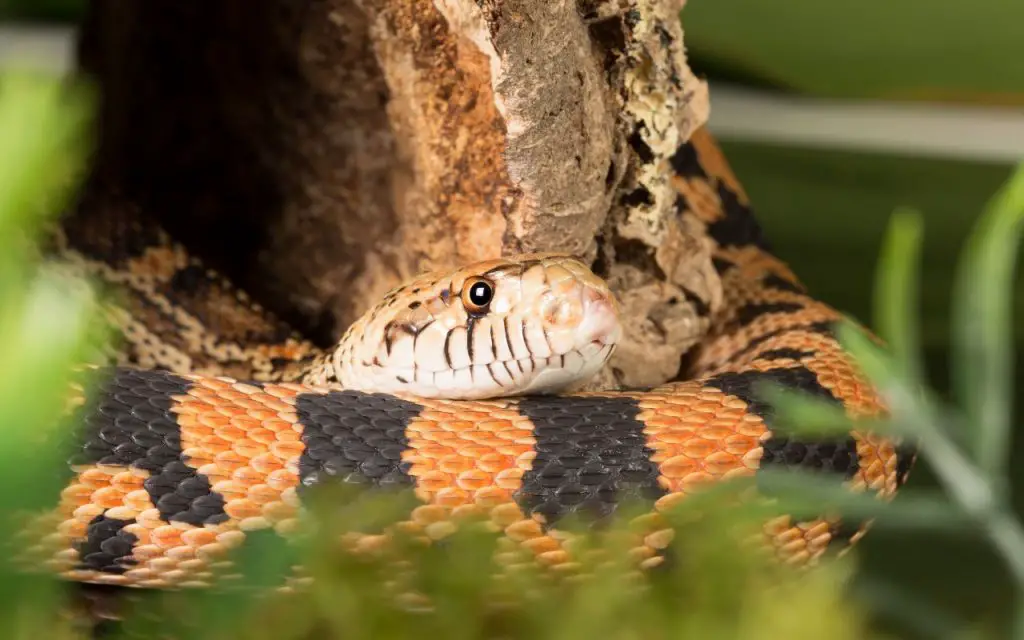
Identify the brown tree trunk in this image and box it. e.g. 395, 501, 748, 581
73, 0, 717, 390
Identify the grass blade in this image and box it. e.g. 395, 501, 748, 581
755, 381, 910, 440
950, 163, 1024, 485
873, 207, 924, 384
755, 382, 854, 436
755, 469, 970, 533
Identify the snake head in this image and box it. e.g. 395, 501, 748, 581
329, 254, 621, 399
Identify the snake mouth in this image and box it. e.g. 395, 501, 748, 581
504, 343, 611, 397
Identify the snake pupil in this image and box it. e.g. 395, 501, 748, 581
469, 282, 492, 307
461, 278, 494, 313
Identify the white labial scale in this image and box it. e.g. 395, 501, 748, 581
506, 318, 530, 360
422, 365, 439, 385
518, 357, 535, 376
469, 321, 495, 365
452, 367, 474, 390
387, 335, 416, 370
433, 368, 457, 392
523, 321, 552, 359
375, 370, 398, 393
446, 326, 472, 369
470, 364, 496, 389
488, 361, 515, 388
491, 321, 515, 362
352, 367, 385, 393
413, 325, 448, 373
391, 368, 415, 385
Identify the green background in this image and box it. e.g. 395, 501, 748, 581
685, 0, 1024, 103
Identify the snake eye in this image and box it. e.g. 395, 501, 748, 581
462, 277, 494, 313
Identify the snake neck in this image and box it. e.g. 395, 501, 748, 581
296, 351, 342, 387
52, 199, 326, 383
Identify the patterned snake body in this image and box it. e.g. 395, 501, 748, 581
35, 130, 914, 590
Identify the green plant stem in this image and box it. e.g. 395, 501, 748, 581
887, 349, 1024, 638
951, 163, 1024, 487
873, 207, 924, 384
984, 511, 1024, 590
912, 414, 995, 516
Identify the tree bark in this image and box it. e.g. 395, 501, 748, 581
73, 0, 717, 389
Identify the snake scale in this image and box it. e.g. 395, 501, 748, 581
34, 126, 914, 592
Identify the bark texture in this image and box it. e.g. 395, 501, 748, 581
74, 0, 717, 389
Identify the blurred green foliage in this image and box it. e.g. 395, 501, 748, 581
765, 163, 1024, 637
719, 141, 1024, 633
684, 0, 1024, 104
0, 71, 102, 638
110, 485, 875, 640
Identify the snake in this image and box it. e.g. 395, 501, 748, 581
31, 127, 915, 593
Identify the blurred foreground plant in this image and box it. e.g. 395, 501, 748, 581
756, 162, 1024, 639
0, 72, 104, 637
107, 482, 872, 640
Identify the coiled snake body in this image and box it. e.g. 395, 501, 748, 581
37, 128, 913, 590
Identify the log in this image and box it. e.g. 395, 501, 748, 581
73, 0, 717, 389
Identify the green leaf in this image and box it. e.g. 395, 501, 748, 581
0, 271, 108, 514
756, 381, 904, 440
756, 381, 854, 436
873, 207, 925, 384
0, 73, 93, 252
950, 162, 1024, 485
755, 468, 972, 533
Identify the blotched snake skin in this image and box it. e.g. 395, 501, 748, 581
35, 127, 914, 592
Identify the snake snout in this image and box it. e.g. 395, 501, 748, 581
577, 286, 621, 349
